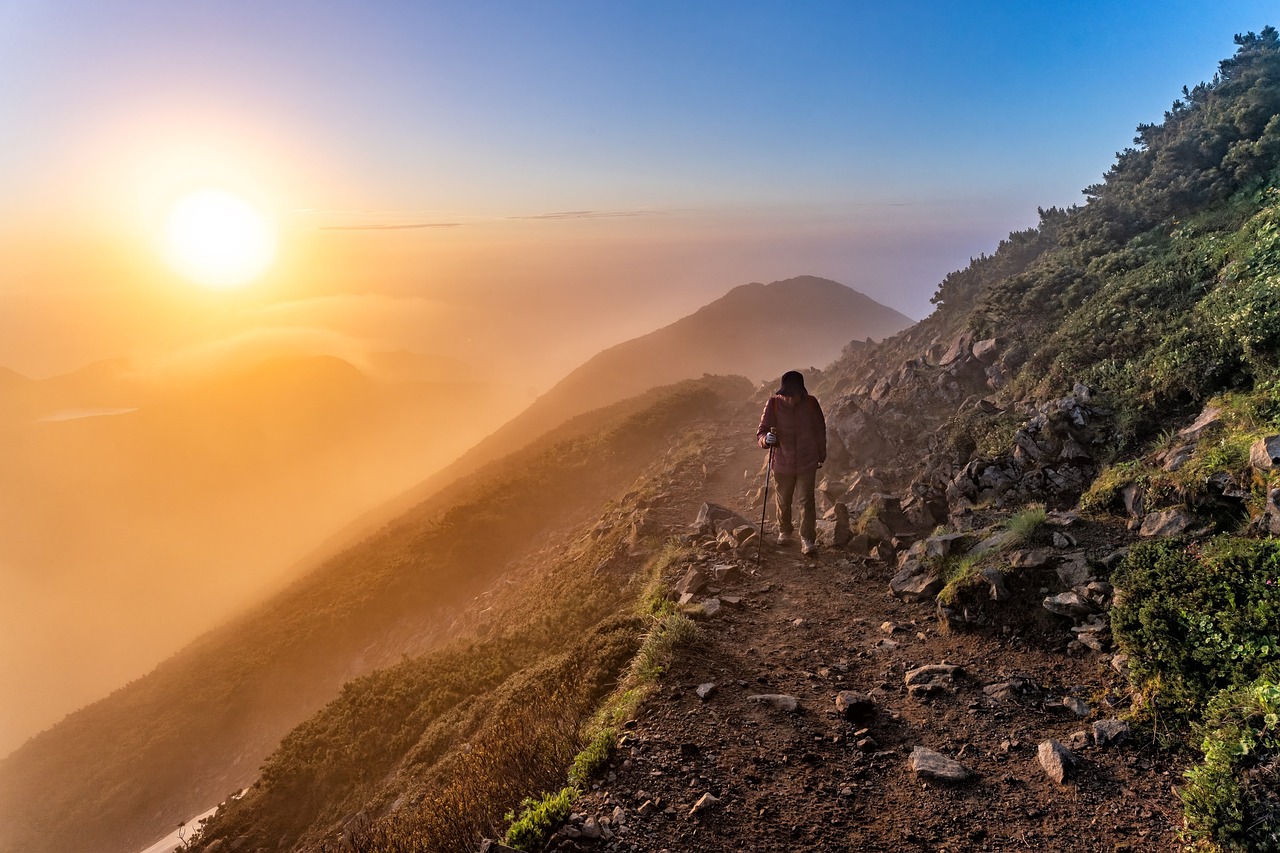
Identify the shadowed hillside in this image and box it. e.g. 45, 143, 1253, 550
0, 375, 752, 853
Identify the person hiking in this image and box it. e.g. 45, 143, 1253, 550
757, 370, 827, 556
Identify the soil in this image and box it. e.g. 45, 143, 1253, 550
560, 432, 1182, 852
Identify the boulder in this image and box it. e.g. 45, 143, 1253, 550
909, 746, 973, 783
832, 503, 854, 548
1251, 435, 1280, 471
889, 562, 943, 602
1138, 508, 1200, 538
675, 567, 708, 596
1092, 719, 1131, 749
834, 691, 877, 721
1042, 591, 1096, 619
1037, 739, 1074, 785
972, 337, 1000, 363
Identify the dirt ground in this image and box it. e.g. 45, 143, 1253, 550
560, 437, 1182, 852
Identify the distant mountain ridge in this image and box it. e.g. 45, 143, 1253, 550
442, 275, 909, 476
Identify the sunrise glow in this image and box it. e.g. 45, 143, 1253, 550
162, 189, 276, 288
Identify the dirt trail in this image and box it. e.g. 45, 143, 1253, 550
566, 418, 1180, 851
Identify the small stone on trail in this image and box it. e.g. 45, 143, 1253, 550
793, 618, 805, 627
696, 682, 717, 700
904, 663, 963, 686
689, 792, 721, 816
909, 746, 973, 783
1037, 739, 1074, 785
701, 598, 722, 617
748, 694, 799, 712
834, 690, 877, 721
1063, 696, 1090, 717
1092, 718, 1131, 748
880, 621, 902, 634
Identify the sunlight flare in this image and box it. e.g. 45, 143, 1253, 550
163, 189, 276, 288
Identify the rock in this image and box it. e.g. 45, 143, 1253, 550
689, 792, 721, 816
1063, 696, 1090, 717
579, 817, 604, 839
972, 337, 1000, 362
1250, 435, 1280, 470
678, 592, 696, 606
748, 694, 799, 712
1138, 508, 1200, 538
832, 503, 854, 548
880, 620, 903, 634
711, 563, 741, 583
983, 676, 1041, 702
1055, 554, 1092, 588
696, 683, 717, 700
979, 566, 1010, 601
693, 502, 738, 535
904, 664, 963, 686
700, 598, 722, 617
1092, 719, 1131, 749
1180, 405, 1224, 441
1052, 531, 1075, 549
909, 746, 973, 783
834, 691, 877, 721
1043, 591, 1097, 619
924, 531, 970, 560
871, 542, 896, 563
1110, 653, 1131, 678
1037, 739, 1074, 784
889, 562, 943, 602
636, 800, 656, 817
675, 567, 708, 596
1007, 548, 1054, 569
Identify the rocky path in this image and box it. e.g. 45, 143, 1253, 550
558, 430, 1181, 851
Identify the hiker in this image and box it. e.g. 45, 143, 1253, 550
757, 370, 827, 556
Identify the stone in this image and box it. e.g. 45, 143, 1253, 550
689, 792, 721, 816
924, 532, 970, 560
1063, 696, 1090, 717
700, 598, 722, 617
1251, 435, 1280, 470
1092, 719, 1131, 749
1037, 739, 1074, 784
980, 566, 1011, 601
909, 746, 973, 783
711, 563, 741, 583
696, 683, 717, 700
1110, 653, 1131, 678
1055, 554, 1092, 588
834, 691, 877, 721
1179, 405, 1223, 441
889, 563, 943, 602
636, 800, 656, 817
1139, 508, 1200, 538
972, 337, 1000, 362
1007, 548, 1054, 569
983, 676, 1041, 702
678, 592, 696, 606
904, 663, 963, 686
748, 694, 799, 712
832, 503, 854, 548
675, 567, 708, 596
1043, 591, 1096, 619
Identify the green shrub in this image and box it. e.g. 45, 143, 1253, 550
1182, 680, 1280, 851
1006, 506, 1048, 543
1111, 538, 1280, 717
504, 787, 575, 850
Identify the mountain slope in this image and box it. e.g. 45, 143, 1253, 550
0, 374, 752, 853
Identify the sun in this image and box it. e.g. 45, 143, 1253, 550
163, 189, 276, 288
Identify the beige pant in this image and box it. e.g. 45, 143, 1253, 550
773, 468, 817, 541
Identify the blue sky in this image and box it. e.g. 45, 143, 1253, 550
0, 1, 1277, 377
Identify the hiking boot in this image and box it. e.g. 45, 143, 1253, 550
801, 538, 818, 556
776, 532, 792, 546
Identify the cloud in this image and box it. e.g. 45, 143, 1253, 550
508, 209, 668, 220
319, 222, 462, 231
144, 326, 378, 380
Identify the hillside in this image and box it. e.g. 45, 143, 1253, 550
171, 27, 1280, 853
427, 276, 909, 480
0, 375, 753, 853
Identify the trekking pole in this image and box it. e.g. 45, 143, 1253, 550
756, 430, 776, 569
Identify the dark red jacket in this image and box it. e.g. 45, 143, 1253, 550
757, 393, 826, 475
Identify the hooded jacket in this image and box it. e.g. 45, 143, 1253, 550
757, 392, 826, 476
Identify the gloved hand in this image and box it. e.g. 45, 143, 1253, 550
764, 432, 778, 446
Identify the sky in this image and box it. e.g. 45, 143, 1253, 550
1, 2, 1277, 385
